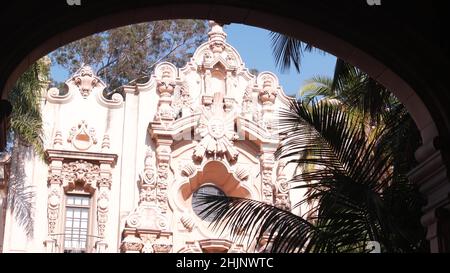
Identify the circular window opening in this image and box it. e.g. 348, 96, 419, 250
192, 185, 225, 222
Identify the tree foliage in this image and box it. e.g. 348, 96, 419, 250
6, 57, 50, 238
51, 20, 209, 92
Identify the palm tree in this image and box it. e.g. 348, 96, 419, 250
4, 57, 50, 238
197, 35, 426, 252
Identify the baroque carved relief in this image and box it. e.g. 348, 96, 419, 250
235, 165, 250, 181
180, 213, 196, 232
193, 106, 239, 163
67, 120, 97, 151
62, 160, 100, 192
258, 74, 278, 105
121, 234, 143, 253
275, 162, 291, 210
96, 186, 109, 237
173, 82, 193, 118
180, 161, 197, 178
260, 152, 276, 205
47, 185, 62, 235
73, 66, 98, 97
241, 85, 254, 116
155, 62, 178, 122
53, 130, 63, 148
139, 149, 157, 205
156, 65, 176, 97
208, 21, 227, 55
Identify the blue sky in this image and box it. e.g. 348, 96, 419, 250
50, 23, 337, 97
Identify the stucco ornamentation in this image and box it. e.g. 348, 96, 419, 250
121, 235, 143, 252
53, 130, 63, 148
235, 166, 250, 181
62, 160, 100, 192
67, 120, 97, 151
180, 161, 197, 178
47, 187, 61, 234
275, 162, 291, 210
208, 21, 226, 55
241, 85, 254, 116
139, 149, 157, 205
180, 213, 196, 231
97, 188, 109, 237
193, 108, 239, 162
258, 75, 277, 105
156, 66, 176, 97
73, 66, 98, 97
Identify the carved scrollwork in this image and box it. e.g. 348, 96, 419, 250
124, 205, 168, 230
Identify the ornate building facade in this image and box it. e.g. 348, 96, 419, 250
0, 22, 304, 253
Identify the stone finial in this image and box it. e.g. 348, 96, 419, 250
208, 21, 227, 54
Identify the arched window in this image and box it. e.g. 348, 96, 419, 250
191, 185, 225, 222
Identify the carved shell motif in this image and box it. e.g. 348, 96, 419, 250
180, 213, 195, 231
235, 166, 250, 181
180, 162, 197, 177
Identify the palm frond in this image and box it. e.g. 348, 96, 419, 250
276, 100, 425, 252
269, 32, 316, 73
195, 194, 315, 253
299, 76, 333, 103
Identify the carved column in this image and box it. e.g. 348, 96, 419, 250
275, 162, 291, 211
94, 160, 113, 253
257, 75, 277, 131
46, 158, 64, 252
409, 138, 450, 253
139, 149, 157, 206
156, 66, 176, 122
241, 85, 254, 120
260, 144, 277, 205
155, 137, 172, 213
